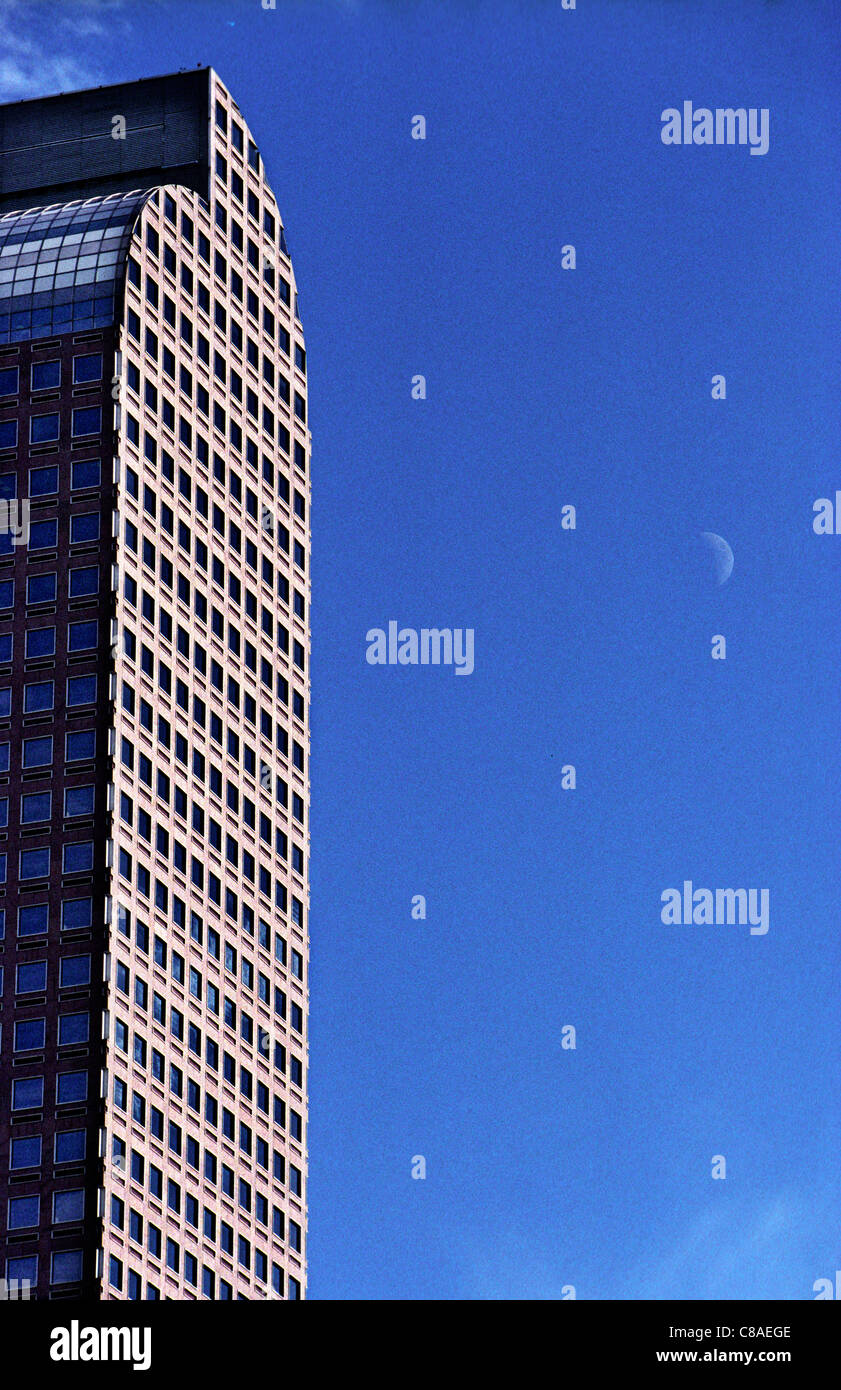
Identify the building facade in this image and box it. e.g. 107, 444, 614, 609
0, 69, 309, 1300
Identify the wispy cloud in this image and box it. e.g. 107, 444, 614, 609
0, 0, 129, 101
618, 1189, 838, 1301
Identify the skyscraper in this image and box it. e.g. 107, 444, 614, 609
0, 69, 309, 1300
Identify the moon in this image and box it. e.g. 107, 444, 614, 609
700, 531, 734, 586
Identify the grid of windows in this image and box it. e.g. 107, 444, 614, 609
100, 75, 308, 1303
0, 189, 152, 342
0, 70, 308, 1304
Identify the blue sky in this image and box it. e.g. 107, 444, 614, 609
4, 0, 841, 1300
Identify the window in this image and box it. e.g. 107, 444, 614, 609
59, 955, 90, 986
24, 679, 53, 712
15, 961, 46, 995
0, 366, 18, 395
64, 785, 95, 817
7, 1196, 39, 1229
73, 353, 102, 383
63, 841, 93, 873
25, 627, 55, 659
29, 464, 58, 496
55, 1130, 86, 1163
12, 1075, 44, 1108
21, 791, 50, 823
58, 1013, 89, 1046
18, 904, 48, 937
32, 360, 60, 390
30, 413, 59, 443
53, 1189, 84, 1223
62, 897, 92, 930
65, 730, 94, 762
68, 620, 97, 652
10, 1136, 41, 1168
69, 566, 98, 597
67, 675, 96, 706
71, 458, 101, 489
51, 1251, 83, 1286
20, 846, 50, 879
72, 406, 101, 438
57, 1071, 87, 1103
0, 420, 17, 448
25, 517, 53, 552
27, 573, 56, 604
70, 512, 99, 544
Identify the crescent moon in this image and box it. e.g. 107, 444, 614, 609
700, 531, 734, 586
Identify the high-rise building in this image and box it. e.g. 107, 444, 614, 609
0, 69, 309, 1300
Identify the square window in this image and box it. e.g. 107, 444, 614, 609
52, 1189, 84, 1223
31, 360, 60, 390
24, 680, 54, 712
67, 674, 96, 705
68, 621, 97, 652
0, 367, 19, 395
71, 458, 101, 489
27, 573, 56, 604
0, 420, 17, 449
23, 735, 52, 767
25, 627, 55, 658
68, 566, 98, 597
57, 1014, 89, 1046
54, 1129, 85, 1162
14, 1017, 45, 1049
57, 1071, 87, 1103
21, 791, 50, 823
20, 846, 50, 879
29, 465, 58, 496
50, 1250, 83, 1285
65, 730, 94, 762
59, 955, 91, 987
30, 413, 59, 444
6, 1255, 37, 1286
71, 406, 101, 438
70, 512, 99, 543
0, 634, 11, 662
73, 354, 102, 384
16, 960, 47, 993
61, 897, 92, 930
28, 519, 57, 550
64, 789, 93, 817
7, 1196, 39, 1229
63, 841, 93, 873
12, 1075, 44, 1108
18, 904, 48, 937
10, 1136, 41, 1168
